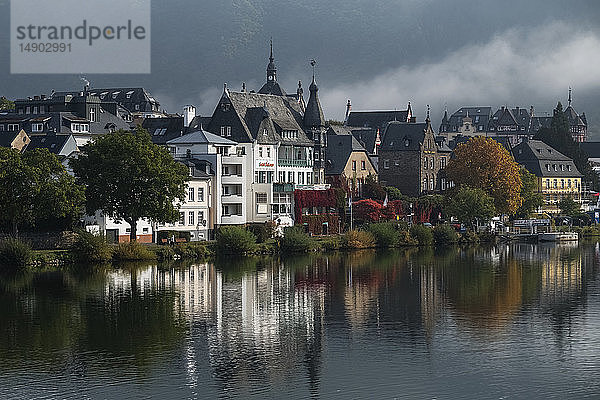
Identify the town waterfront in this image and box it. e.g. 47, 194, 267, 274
1, 242, 600, 399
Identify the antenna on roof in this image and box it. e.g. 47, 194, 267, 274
310, 59, 316, 82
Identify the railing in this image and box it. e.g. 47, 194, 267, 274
278, 159, 309, 167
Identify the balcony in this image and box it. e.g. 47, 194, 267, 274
221, 214, 245, 225
278, 159, 309, 168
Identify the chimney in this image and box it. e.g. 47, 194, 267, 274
41, 94, 46, 100
345, 99, 352, 122
515, 106, 520, 115
183, 105, 196, 128
241, 82, 246, 92
530, 105, 534, 117
501, 106, 505, 112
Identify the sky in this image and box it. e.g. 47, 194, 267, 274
1, 0, 600, 136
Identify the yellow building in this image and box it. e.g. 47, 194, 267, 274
325, 132, 378, 197
512, 139, 582, 214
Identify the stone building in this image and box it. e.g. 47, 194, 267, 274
379, 113, 449, 197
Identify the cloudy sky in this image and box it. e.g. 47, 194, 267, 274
1, 0, 599, 135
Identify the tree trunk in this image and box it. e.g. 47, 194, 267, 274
12, 219, 18, 238
127, 218, 137, 242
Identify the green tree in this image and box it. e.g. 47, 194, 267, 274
384, 186, 405, 201
535, 102, 598, 189
559, 196, 580, 217
446, 186, 496, 230
362, 174, 386, 200
0, 148, 85, 236
515, 167, 544, 218
445, 137, 522, 215
0, 97, 14, 111
70, 127, 189, 241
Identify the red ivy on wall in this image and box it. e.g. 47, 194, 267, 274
294, 189, 339, 223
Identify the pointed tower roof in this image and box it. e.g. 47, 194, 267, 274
259, 40, 286, 96
303, 65, 325, 128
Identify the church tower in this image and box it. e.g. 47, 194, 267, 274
259, 40, 286, 96
304, 61, 326, 184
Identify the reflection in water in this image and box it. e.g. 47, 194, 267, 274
0, 242, 599, 399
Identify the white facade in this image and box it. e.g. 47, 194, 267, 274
85, 211, 154, 243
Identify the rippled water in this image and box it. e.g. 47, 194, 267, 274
1, 242, 600, 399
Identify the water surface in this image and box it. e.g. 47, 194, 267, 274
1, 242, 599, 399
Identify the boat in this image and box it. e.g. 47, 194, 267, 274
538, 232, 579, 242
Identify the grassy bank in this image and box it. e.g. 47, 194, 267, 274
0, 226, 498, 270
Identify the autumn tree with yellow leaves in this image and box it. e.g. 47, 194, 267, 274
445, 137, 523, 215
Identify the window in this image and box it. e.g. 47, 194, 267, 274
423, 178, 427, 191
89, 108, 96, 122
361, 160, 366, 170
26, 106, 31, 114
40, 105, 45, 113
288, 171, 294, 183
267, 171, 274, 183
7, 124, 19, 131
553, 164, 557, 172
198, 211, 205, 224
179, 212, 185, 225
32, 123, 44, 132
278, 171, 284, 182
430, 158, 434, 169
567, 165, 572, 171
259, 147, 263, 157
430, 177, 434, 191
553, 179, 557, 188
188, 187, 195, 202
546, 179, 550, 188
423, 158, 428, 169
0, 125, 4, 131
267, 147, 270, 158
33, 106, 38, 114
256, 192, 268, 214
352, 160, 357, 171
298, 172, 303, 185
441, 178, 446, 190
258, 171, 266, 183
383, 159, 389, 169
546, 164, 550, 171
221, 126, 232, 137
560, 165, 564, 171
189, 211, 195, 226
198, 187, 204, 202
561, 179, 565, 189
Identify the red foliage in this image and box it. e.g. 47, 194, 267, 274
354, 199, 383, 222
294, 189, 339, 223
380, 200, 405, 220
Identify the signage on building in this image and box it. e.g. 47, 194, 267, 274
513, 219, 550, 227
256, 160, 274, 168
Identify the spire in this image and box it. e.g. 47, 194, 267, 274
407, 101, 412, 122
266, 39, 277, 82
568, 86, 572, 106
345, 99, 352, 123
304, 60, 325, 128
442, 105, 448, 123
426, 104, 431, 123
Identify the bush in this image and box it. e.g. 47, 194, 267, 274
176, 242, 209, 259
247, 223, 275, 243
0, 238, 32, 268
155, 245, 176, 261
113, 241, 157, 261
321, 237, 340, 251
72, 231, 112, 262
216, 226, 256, 254
398, 230, 418, 246
342, 230, 375, 249
281, 226, 314, 253
433, 224, 458, 245
367, 222, 399, 248
410, 225, 433, 246
459, 230, 480, 243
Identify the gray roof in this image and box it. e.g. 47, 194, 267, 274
580, 142, 600, 158
512, 139, 581, 177
0, 131, 22, 148
186, 116, 212, 132
27, 134, 75, 155
167, 129, 237, 146
440, 106, 493, 132
142, 116, 184, 145
325, 133, 371, 175
346, 110, 409, 129
303, 80, 325, 128
53, 88, 160, 113
448, 135, 512, 153
225, 91, 312, 145
380, 122, 427, 151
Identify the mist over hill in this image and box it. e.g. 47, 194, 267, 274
1, 0, 599, 136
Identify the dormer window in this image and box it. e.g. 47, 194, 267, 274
404, 139, 410, 147
553, 164, 557, 171
221, 103, 230, 112
32, 123, 44, 132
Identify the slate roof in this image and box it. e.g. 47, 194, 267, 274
186, 116, 212, 132
27, 134, 76, 155
303, 80, 325, 128
0, 111, 131, 136
142, 116, 184, 145
580, 142, 600, 159
440, 106, 493, 132
53, 88, 160, 113
225, 91, 312, 145
380, 122, 427, 151
0, 131, 21, 147
346, 110, 409, 129
166, 129, 237, 146
178, 159, 213, 179
490, 107, 531, 132
564, 105, 586, 127
447, 134, 512, 153
512, 140, 581, 177
325, 133, 370, 175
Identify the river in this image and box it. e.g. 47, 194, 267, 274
1, 242, 599, 399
